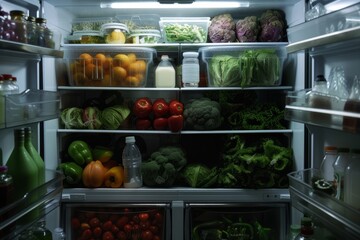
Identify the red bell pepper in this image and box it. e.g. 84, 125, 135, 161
135, 118, 152, 130
168, 115, 183, 132
152, 98, 169, 118
153, 117, 168, 130
169, 100, 184, 115
133, 97, 152, 118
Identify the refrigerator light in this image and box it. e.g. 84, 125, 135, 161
100, 1, 248, 9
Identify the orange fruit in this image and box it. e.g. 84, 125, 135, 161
113, 54, 130, 69
113, 66, 127, 81
95, 53, 107, 65
73, 72, 88, 86
102, 74, 111, 86
79, 53, 93, 65
124, 75, 141, 87
85, 63, 96, 79
128, 60, 147, 75
127, 53, 137, 63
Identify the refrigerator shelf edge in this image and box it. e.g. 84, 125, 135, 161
61, 188, 290, 203
57, 86, 293, 91
0, 39, 63, 58
288, 169, 360, 240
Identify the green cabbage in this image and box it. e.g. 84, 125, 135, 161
100, 105, 130, 130
60, 107, 85, 129
209, 55, 241, 87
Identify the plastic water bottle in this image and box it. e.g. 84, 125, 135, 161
344, 149, 360, 210
182, 52, 199, 87
319, 146, 337, 181
332, 147, 351, 201
122, 136, 142, 188
53, 227, 65, 240
288, 224, 301, 240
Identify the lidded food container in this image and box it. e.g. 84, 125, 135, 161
128, 29, 161, 44
100, 23, 129, 44
66, 31, 104, 44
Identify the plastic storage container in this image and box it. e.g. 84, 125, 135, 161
71, 17, 114, 32
182, 52, 200, 87
116, 14, 160, 31
159, 17, 210, 43
155, 55, 176, 88
199, 45, 287, 87
100, 23, 129, 44
65, 31, 105, 44
128, 29, 161, 44
63, 46, 156, 87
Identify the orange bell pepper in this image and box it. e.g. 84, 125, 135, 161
104, 166, 124, 188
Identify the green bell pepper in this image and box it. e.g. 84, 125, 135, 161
68, 140, 93, 165
58, 162, 83, 185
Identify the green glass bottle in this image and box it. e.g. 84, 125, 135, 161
24, 127, 45, 186
32, 220, 53, 240
6, 128, 39, 223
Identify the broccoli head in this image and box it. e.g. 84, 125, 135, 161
142, 146, 187, 187
235, 16, 260, 42
208, 13, 236, 43
183, 98, 222, 130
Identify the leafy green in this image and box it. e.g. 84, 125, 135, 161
163, 23, 207, 43
182, 163, 218, 188
239, 49, 281, 86
209, 55, 241, 87
100, 105, 130, 130
60, 107, 85, 129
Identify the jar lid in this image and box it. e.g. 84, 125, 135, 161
10, 10, 25, 16
183, 52, 198, 58
130, 29, 161, 36
72, 30, 103, 37
36, 17, 47, 24
100, 23, 129, 33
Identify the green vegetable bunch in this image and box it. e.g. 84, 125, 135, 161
142, 146, 187, 187
163, 23, 207, 43
183, 98, 223, 130
239, 49, 281, 87
182, 163, 218, 188
218, 135, 293, 188
227, 103, 286, 130
209, 55, 241, 87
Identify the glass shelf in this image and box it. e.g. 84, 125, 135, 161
0, 90, 60, 129
0, 169, 64, 240
288, 168, 360, 240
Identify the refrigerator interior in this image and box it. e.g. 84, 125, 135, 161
2, 0, 360, 239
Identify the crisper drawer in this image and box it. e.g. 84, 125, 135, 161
62, 203, 170, 240
185, 203, 289, 240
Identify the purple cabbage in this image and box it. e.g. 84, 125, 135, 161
208, 13, 236, 43
235, 16, 260, 42
258, 9, 287, 42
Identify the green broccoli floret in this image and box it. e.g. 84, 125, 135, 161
142, 146, 187, 187
263, 139, 293, 171
183, 98, 223, 130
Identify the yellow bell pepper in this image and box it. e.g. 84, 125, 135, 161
104, 166, 124, 188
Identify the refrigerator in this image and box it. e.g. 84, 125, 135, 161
0, 0, 359, 239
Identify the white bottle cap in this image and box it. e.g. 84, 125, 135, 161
125, 136, 135, 143
183, 52, 198, 58
161, 55, 169, 60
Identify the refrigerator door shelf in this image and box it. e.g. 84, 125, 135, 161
0, 169, 64, 240
288, 168, 360, 240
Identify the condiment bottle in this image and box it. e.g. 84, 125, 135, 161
0, 74, 19, 128
155, 55, 176, 88
319, 146, 337, 182
6, 128, 39, 223
332, 147, 351, 201
32, 220, 53, 240
307, 75, 332, 125
24, 127, 45, 186
343, 75, 360, 132
294, 217, 315, 240
182, 51, 199, 87
26, 16, 37, 45
122, 136, 142, 188
35, 17, 54, 48
9, 10, 28, 43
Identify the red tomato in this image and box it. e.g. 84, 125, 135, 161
110, 225, 119, 234
124, 224, 132, 233
153, 117, 168, 130
81, 223, 91, 230
153, 98, 169, 118
81, 229, 92, 239
141, 230, 154, 240
102, 220, 113, 231
89, 217, 100, 228
153, 235, 161, 240
133, 97, 152, 118
140, 220, 150, 230
102, 231, 114, 240
168, 114, 183, 132
135, 118, 152, 130
149, 225, 159, 234
139, 212, 149, 221
169, 100, 183, 115
132, 214, 140, 223
154, 212, 163, 224
115, 216, 129, 229
92, 226, 102, 238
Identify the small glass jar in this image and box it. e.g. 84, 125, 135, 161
35, 17, 54, 48
9, 10, 27, 43
182, 52, 200, 87
26, 16, 37, 45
